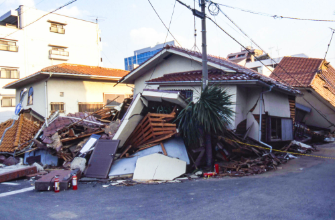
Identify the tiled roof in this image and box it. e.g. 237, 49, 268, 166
147, 69, 253, 83
270, 56, 335, 108
0, 115, 41, 153
270, 57, 323, 87
120, 45, 300, 94
41, 63, 129, 77
42, 112, 104, 140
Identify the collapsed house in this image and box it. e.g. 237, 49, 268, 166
271, 57, 335, 138
0, 50, 326, 188
118, 45, 301, 146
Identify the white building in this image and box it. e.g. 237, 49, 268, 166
3, 64, 133, 118
0, 5, 102, 122
119, 46, 300, 144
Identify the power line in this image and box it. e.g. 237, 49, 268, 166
147, 0, 182, 47
0, 0, 8, 7
205, 13, 335, 127
324, 28, 335, 61
216, 2, 335, 23
163, 0, 177, 46
175, 0, 335, 127
3, 0, 78, 38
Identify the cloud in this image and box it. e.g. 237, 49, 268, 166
130, 27, 194, 49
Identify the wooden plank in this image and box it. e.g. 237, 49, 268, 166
160, 142, 168, 156
119, 145, 132, 159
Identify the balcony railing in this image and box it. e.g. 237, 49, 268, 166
49, 50, 69, 56
50, 27, 65, 34
0, 44, 18, 52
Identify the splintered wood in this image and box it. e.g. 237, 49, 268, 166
123, 110, 177, 152
216, 130, 290, 177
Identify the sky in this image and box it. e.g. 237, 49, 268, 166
0, 0, 335, 70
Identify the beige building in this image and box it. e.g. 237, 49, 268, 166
0, 5, 102, 122
271, 57, 335, 132
3, 64, 133, 118
119, 46, 300, 144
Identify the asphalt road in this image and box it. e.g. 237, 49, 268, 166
1, 143, 335, 220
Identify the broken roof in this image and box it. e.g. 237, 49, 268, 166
271, 56, 335, 108
119, 45, 300, 94
3, 63, 129, 89
270, 57, 324, 87
0, 115, 41, 153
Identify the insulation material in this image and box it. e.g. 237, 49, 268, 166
109, 137, 190, 177
133, 153, 186, 181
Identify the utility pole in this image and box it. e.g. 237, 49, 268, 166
200, 0, 208, 90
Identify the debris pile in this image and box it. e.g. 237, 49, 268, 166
213, 130, 291, 177
281, 140, 317, 154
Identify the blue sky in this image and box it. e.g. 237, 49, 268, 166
1, 0, 335, 69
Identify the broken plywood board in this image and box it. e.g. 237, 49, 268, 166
133, 153, 186, 181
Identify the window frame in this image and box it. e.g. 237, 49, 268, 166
1, 97, 15, 107
78, 102, 105, 113
50, 22, 65, 34
0, 68, 19, 79
49, 46, 69, 57
27, 87, 33, 106
0, 40, 18, 52
50, 102, 65, 113
266, 116, 293, 142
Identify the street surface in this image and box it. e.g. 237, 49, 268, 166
1, 143, 335, 220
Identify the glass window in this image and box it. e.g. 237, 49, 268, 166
1, 97, 15, 107
0, 69, 19, 79
27, 87, 33, 105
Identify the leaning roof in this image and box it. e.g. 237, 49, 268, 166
270, 57, 324, 87
3, 63, 129, 89
119, 45, 300, 94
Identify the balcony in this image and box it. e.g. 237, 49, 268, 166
50, 27, 65, 34
49, 49, 69, 61
0, 44, 18, 52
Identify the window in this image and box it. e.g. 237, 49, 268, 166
78, 102, 104, 113
50, 23, 65, 34
266, 117, 293, 142
1, 97, 15, 107
49, 47, 69, 56
270, 118, 282, 140
180, 90, 193, 101
27, 87, 33, 105
51, 102, 65, 113
237, 54, 245, 58
0, 68, 19, 79
104, 94, 128, 107
0, 40, 18, 52
228, 56, 236, 59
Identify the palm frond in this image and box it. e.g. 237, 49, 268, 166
176, 85, 234, 148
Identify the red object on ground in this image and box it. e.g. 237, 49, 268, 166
215, 164, 220, 174
72, 174, 78, 190
203, 172, 216, 177
0, 166, 37, 183
54, 176, 60, 193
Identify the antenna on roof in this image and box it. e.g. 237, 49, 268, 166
89, 16, 106, 24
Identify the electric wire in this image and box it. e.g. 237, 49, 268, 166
215, 2, 335, 23
4, 0, 78, 38
176, 0, 335, 127
206, 15, 335, 127
146, 0, 201, 94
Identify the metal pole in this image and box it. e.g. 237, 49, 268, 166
201, 0, 208, 90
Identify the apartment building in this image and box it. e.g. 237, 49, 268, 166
0, 5, 102, 122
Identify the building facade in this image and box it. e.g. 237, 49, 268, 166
0, 5, 102, 122
4, 64, 132, 118
124, 41, 174, 71
119, 46, 299, 144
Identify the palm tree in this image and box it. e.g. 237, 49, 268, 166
177, 85, 234, 169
